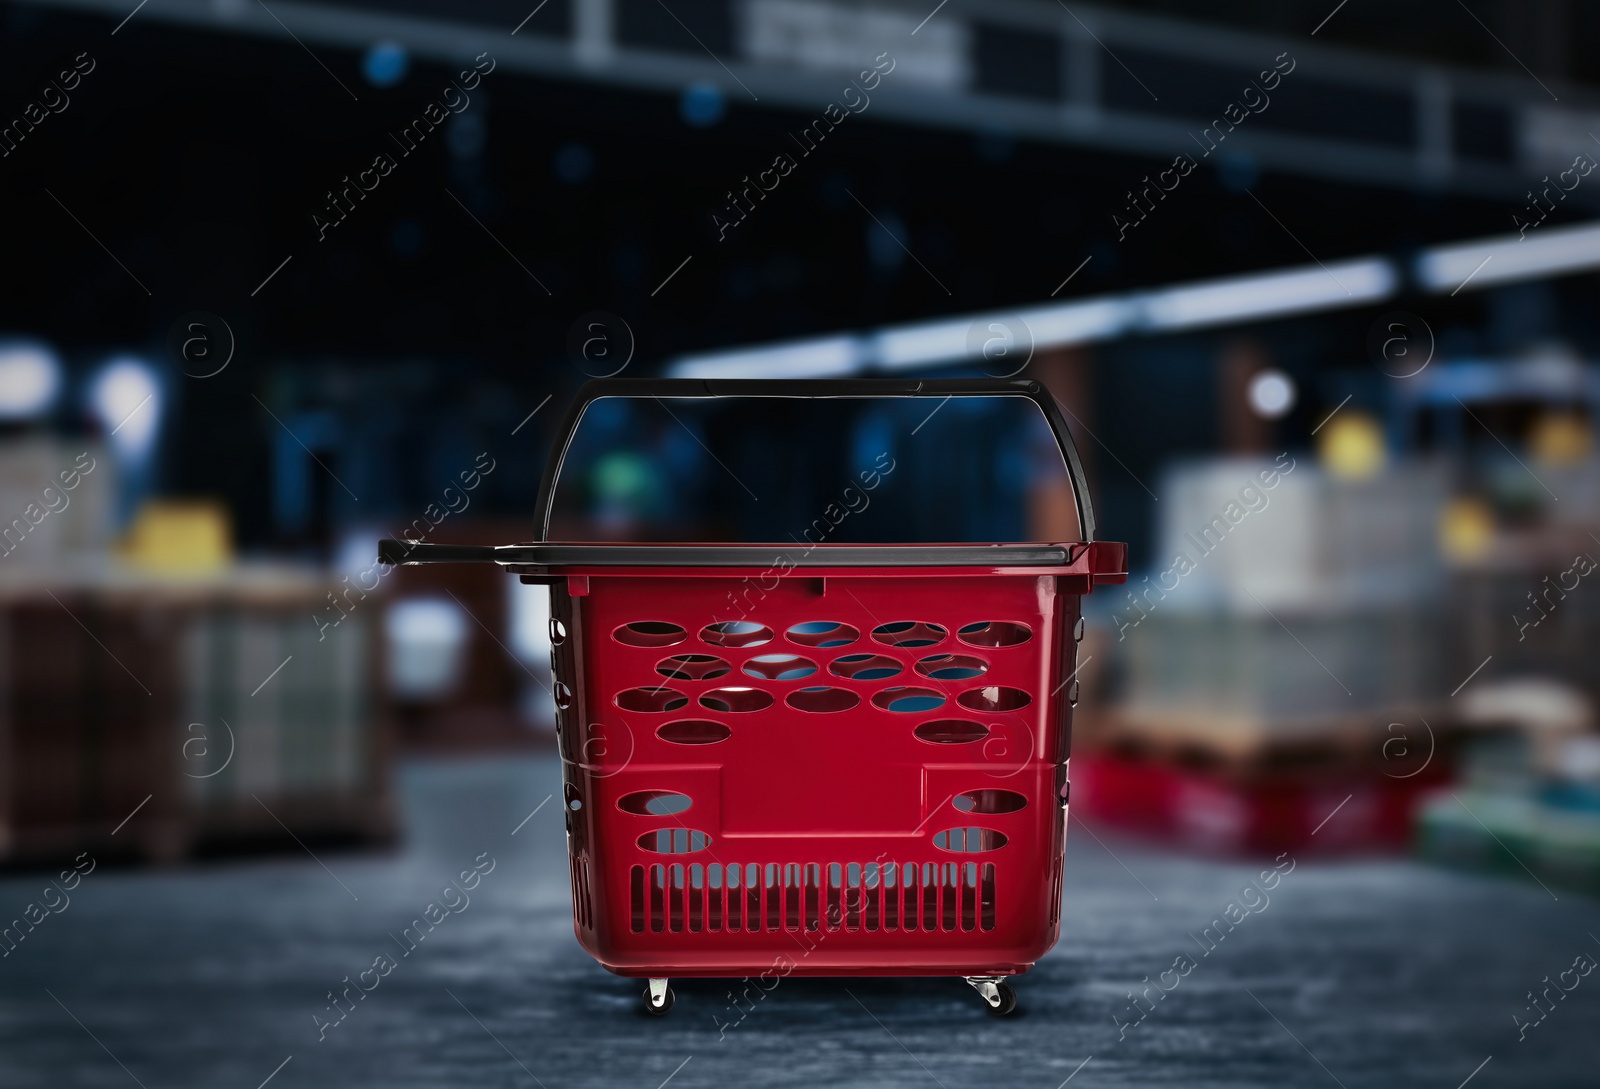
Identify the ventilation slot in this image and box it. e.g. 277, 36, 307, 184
786, 686, 860, 713
872, 687, 946, 713
570, 854, 593, 930
707, 861, 723, 931
656, 654, 730, 680
637, 828, 713, 854
614, 686, 688, 713
699, 687, 773, 713
657, 720, 731, 745
570, 855, 580, 927
914, 719, 989, 744
1048, 854, 1062, 929
618, 790, 692, 815
957, 621, 1032, 648
613, 621, 686, 648
785, 621, 859, 648
954, 789, 1028, 814
742, 654, 818, 680
701, 621, 773, 648
871, 621, 948, 648
933, 827, 1009, 853
829, 654, 903, 680
956, 685, 1031, 712
625, 861, 996, 934
915, 654, 989, 680
580, 856, 593, 930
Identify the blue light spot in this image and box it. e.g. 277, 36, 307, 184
680, 82, 726, 128
363, 41, 409, 88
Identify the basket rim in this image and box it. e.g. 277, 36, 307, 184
379, 539, 1130, 569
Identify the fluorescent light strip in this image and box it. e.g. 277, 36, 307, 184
1139, 258, 1397, 332
668, 219, 1600, 378
873, 297, 1135, 368
669, 263, 1394, 377
1015, 297, 1136, 345
670, 335, 865, 379
871, 318, 974, 370
1416, 220, 1600, 294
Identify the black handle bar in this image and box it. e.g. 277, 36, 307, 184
530, 377, 1097, 543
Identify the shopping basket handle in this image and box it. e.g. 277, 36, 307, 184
531, 377, 1097, 542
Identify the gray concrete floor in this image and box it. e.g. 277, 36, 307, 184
1, 754, 1597, 1088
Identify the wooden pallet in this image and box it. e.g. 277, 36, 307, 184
1077, 701, 1460, 778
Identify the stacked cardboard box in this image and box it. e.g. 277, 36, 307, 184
1074, 457, 1455, 853
0, 563, 392, 863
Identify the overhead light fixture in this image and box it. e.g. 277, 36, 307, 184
1014, 297, 1135, 347
1247, 369, 1296, 419
1139, 258, 1397, 332
0, 341, 62, 420
872, 297, 1134, 371
1415, 220, 1600, 294
89, 356, 162, 460
870, 318, 972, 371
667, 217, 1600, 379
670, 335, 864, 379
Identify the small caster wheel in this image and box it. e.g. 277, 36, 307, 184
964, 975, 1017, 1015
643, 978, 674, 1016
988, 982, 1018, 1017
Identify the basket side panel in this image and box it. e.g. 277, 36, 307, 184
553, 570, 1084, 976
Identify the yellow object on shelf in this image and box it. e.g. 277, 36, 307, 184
1529, 410, 1593, 467
121, 500, 233, 572
1317, 410, 1387, 481
1438, 496, 1495, 564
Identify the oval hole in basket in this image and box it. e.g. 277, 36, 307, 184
932, 827, 1008, 853
957, 621, 1032, 648
742, 654, 818, 681
613, 621, 687, 648
785, 621, 860, 648
829, 653, 903, 681
637, 829, 713, 855
785, 687, 861, 713
871, 621, 948, 648
957, 686, 1031, 712
657, 720, 732, 745
872, 686, 946, 713
953, 789, 1028, 814
914, 719, 990, 744
915, 653, 989, 681
655, 654, 731, 681
700, 621, 773, 649
699, 687, 774, 713
618, 790, 692, 816
614, 686, 688, 713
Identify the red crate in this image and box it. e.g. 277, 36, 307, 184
1071, 746, 1453, 855
380, 378, 1125, 1015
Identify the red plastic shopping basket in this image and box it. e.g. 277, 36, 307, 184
379, 378, 1125, 1015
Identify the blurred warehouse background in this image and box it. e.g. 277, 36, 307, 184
2, 0, 1600, 1083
